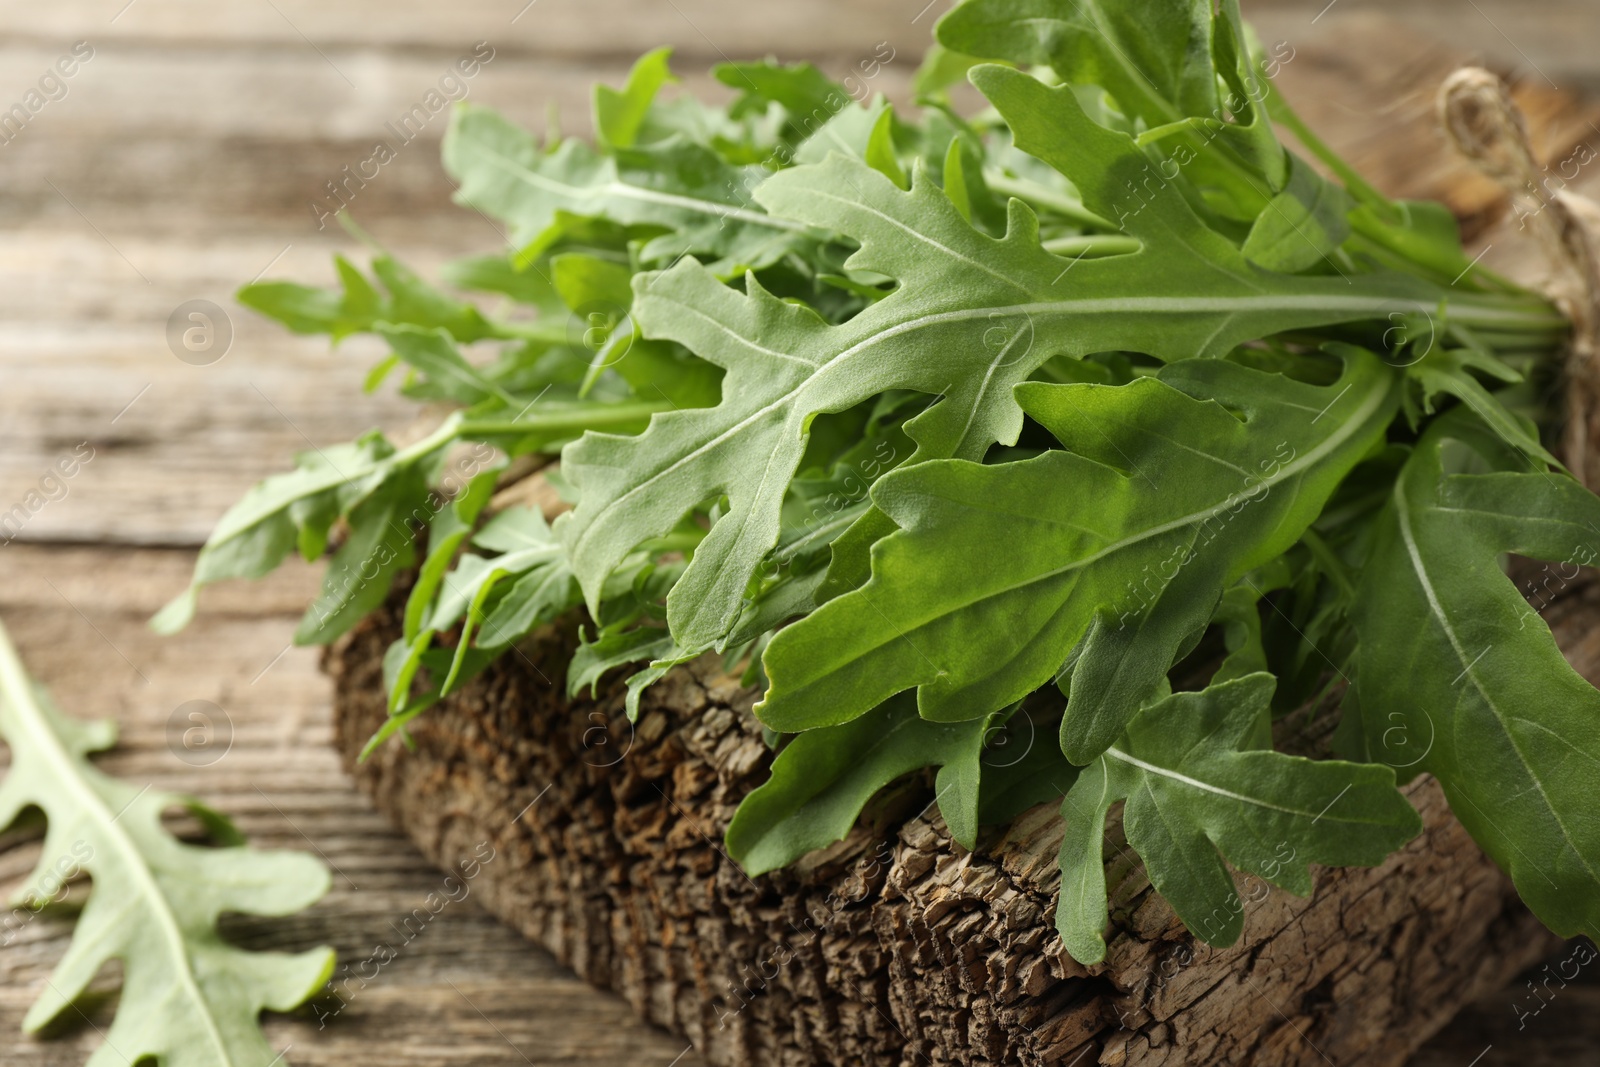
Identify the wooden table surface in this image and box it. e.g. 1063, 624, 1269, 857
2, 2, 1598, 1065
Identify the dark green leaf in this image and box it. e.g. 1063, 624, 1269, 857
1056, 674, 1420, 963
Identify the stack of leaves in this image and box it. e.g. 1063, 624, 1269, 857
157, 0, 1600, 964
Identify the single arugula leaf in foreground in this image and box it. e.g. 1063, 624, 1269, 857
759, 348, 1398, 764
726, 691, 1003, 875
1351, 414, 1600, 944
1056, 674, 1420, 964
0, 618, 334, 1067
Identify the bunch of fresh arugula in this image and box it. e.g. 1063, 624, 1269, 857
157, 0, 1600, 967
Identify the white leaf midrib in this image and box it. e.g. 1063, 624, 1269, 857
1107, 746, 1316, 819
467, 134, 814, 234
1392, 473, 1600, 890
0, 625, 234, 1064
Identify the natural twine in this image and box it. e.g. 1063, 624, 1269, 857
1438, 67, 1600, 487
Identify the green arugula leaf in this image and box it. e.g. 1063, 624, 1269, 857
386, 504, 575, 713
726, 691, 1002, 874
715, 59, 846, 138
1409, 346, 1559, 468
0, 620, 334, 1067
442, 103, 818, 275
1351, 414, 1600, 944
791, 94, 889, 166
439, 252, 563, 307
974, 703, 1080, 827
1056, 674, 1420, 964
152, 419, 462, 639
595, 46, 677, 150
940, 0, 1290, 206
295, 464, 427, 644
1242, 155, 1353, 273
758, 348, 1398, 762
240, 253, 506, 345
378, 324, 520, 407
568, 626, 678, 699
403, 469, 503, 644
936, 0, 1222, 130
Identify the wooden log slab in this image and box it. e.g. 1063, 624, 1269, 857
326, 575, 1600, 1066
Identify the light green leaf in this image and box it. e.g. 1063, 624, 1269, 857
792, 95, 888, 165
153, 419, 462, 636
403, 468, 502, 642
430, 541, 563, 633
442, 104, 818, 274
378, 324, 519, 407
440, 252, 562, 308
1409, 347, 1559, 468
621, 646, 697, 722
913, 43, 983, 99
595, 47, 677, 150
568, 627, 678, 699
0, 620, 334, 1067
295, 465, 427, 644
473, 504, 555, 553
941, 0, 1292, 211
239, 253, 503, 345
716, 59, 844, 128
936, 0, 1220, 131
864, 107, 908, 189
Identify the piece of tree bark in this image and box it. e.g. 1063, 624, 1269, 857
327, 578, 1593, 1066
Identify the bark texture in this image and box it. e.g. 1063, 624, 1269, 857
327, 581, 1599, 1066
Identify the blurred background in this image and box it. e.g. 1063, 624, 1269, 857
1, 2, 1597, 1065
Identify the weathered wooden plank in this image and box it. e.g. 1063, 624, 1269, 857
0, 233, 423, 546
0, 45, 914, 150
5, 0, 929, 64
1, 0, 1593, 90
